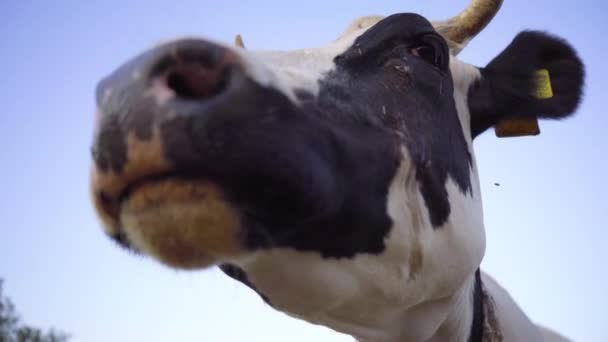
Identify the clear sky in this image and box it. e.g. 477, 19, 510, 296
1, 0, 606, 341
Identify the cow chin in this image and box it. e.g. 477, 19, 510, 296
119, 178, 245, 270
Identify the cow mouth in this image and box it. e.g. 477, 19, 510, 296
120, 175, 192, 210
95, 174, 179, 229
95, 174, 246, 269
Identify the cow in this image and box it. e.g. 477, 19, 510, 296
89, 0, 584, 341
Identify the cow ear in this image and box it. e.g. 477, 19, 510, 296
467, 31, 585, 138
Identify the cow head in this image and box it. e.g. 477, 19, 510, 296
90, 0, 584, 340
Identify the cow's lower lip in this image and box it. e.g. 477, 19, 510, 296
114, 176, 246, 269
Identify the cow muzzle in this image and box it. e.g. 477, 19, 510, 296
90, 38, 258, 269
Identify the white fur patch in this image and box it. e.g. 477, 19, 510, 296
232, 16, 382, 100
450, 57, 482, 142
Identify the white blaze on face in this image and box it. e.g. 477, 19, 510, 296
450, 56, 483, 142
233, 16, 386, 100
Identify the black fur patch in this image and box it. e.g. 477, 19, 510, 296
169, 77, 402, 258
468, 31, 585, 138
322, 13, 473, 227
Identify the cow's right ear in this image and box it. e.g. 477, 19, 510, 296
467, 31, 585, 138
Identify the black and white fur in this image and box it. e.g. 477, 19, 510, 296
91, 11, 584, 342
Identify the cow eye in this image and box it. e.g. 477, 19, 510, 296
410, 44, 442, 68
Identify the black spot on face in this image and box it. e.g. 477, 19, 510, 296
317, 13, 472, 227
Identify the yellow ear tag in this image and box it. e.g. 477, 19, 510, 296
495, 69, 553, 138
534, 69, 554, 99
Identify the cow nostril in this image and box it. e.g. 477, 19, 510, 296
166, 63, 231, 100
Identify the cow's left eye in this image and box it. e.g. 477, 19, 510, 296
410, 44, 442, 69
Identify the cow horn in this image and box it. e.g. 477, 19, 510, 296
434, 0, 503, 55
234, 34, 246, 48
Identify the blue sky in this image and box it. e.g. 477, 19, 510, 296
1, 0, 606, 341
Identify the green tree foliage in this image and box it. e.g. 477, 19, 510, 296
0, 279, 70, 342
